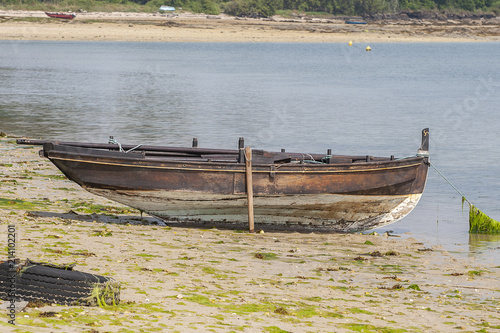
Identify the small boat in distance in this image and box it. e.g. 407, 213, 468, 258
17, 129, 429, 232
45, 12, 76, 20
159, 6, 175, 11
345, 20, 367, 24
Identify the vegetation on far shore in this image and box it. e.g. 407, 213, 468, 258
0, 0, 499, 19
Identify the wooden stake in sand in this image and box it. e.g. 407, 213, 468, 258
244, 146, 255, 233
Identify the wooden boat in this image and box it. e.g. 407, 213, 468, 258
159, 6, 175, 11
345, 20, 367, 25
45, 12, 76, 20
17, 129, 429, 232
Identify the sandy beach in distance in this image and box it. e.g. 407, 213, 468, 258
0, 10, 499, 43
0, 135, 499, 332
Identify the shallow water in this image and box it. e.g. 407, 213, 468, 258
1, 40, 499, 264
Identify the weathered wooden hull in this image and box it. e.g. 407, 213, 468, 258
88, 188, 422, 232
39, 138, 429, 232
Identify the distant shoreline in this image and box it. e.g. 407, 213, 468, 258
1, 10, 499, 43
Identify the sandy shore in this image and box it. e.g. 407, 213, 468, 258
0, 135, 499, 332
1, 10, 499, 43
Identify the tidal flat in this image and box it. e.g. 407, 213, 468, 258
0, 136, 499, 332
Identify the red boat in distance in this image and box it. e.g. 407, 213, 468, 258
45, 12, 76, 19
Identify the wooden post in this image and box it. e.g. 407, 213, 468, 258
238, 137, 245, 163
244, 146, 255, 233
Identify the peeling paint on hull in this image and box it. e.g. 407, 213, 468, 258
87, 188, 422, 232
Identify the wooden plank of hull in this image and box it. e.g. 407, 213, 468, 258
86, 188, 422, 232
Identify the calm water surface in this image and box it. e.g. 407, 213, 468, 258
1, 40, 499, 264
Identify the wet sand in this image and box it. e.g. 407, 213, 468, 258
0, 135, 499, 332
1, 10, 499, 43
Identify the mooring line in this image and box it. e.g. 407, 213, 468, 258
429, 162, 471, 205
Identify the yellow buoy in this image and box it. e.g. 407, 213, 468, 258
348, 41, 353, 46
366, 46, 371, 51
